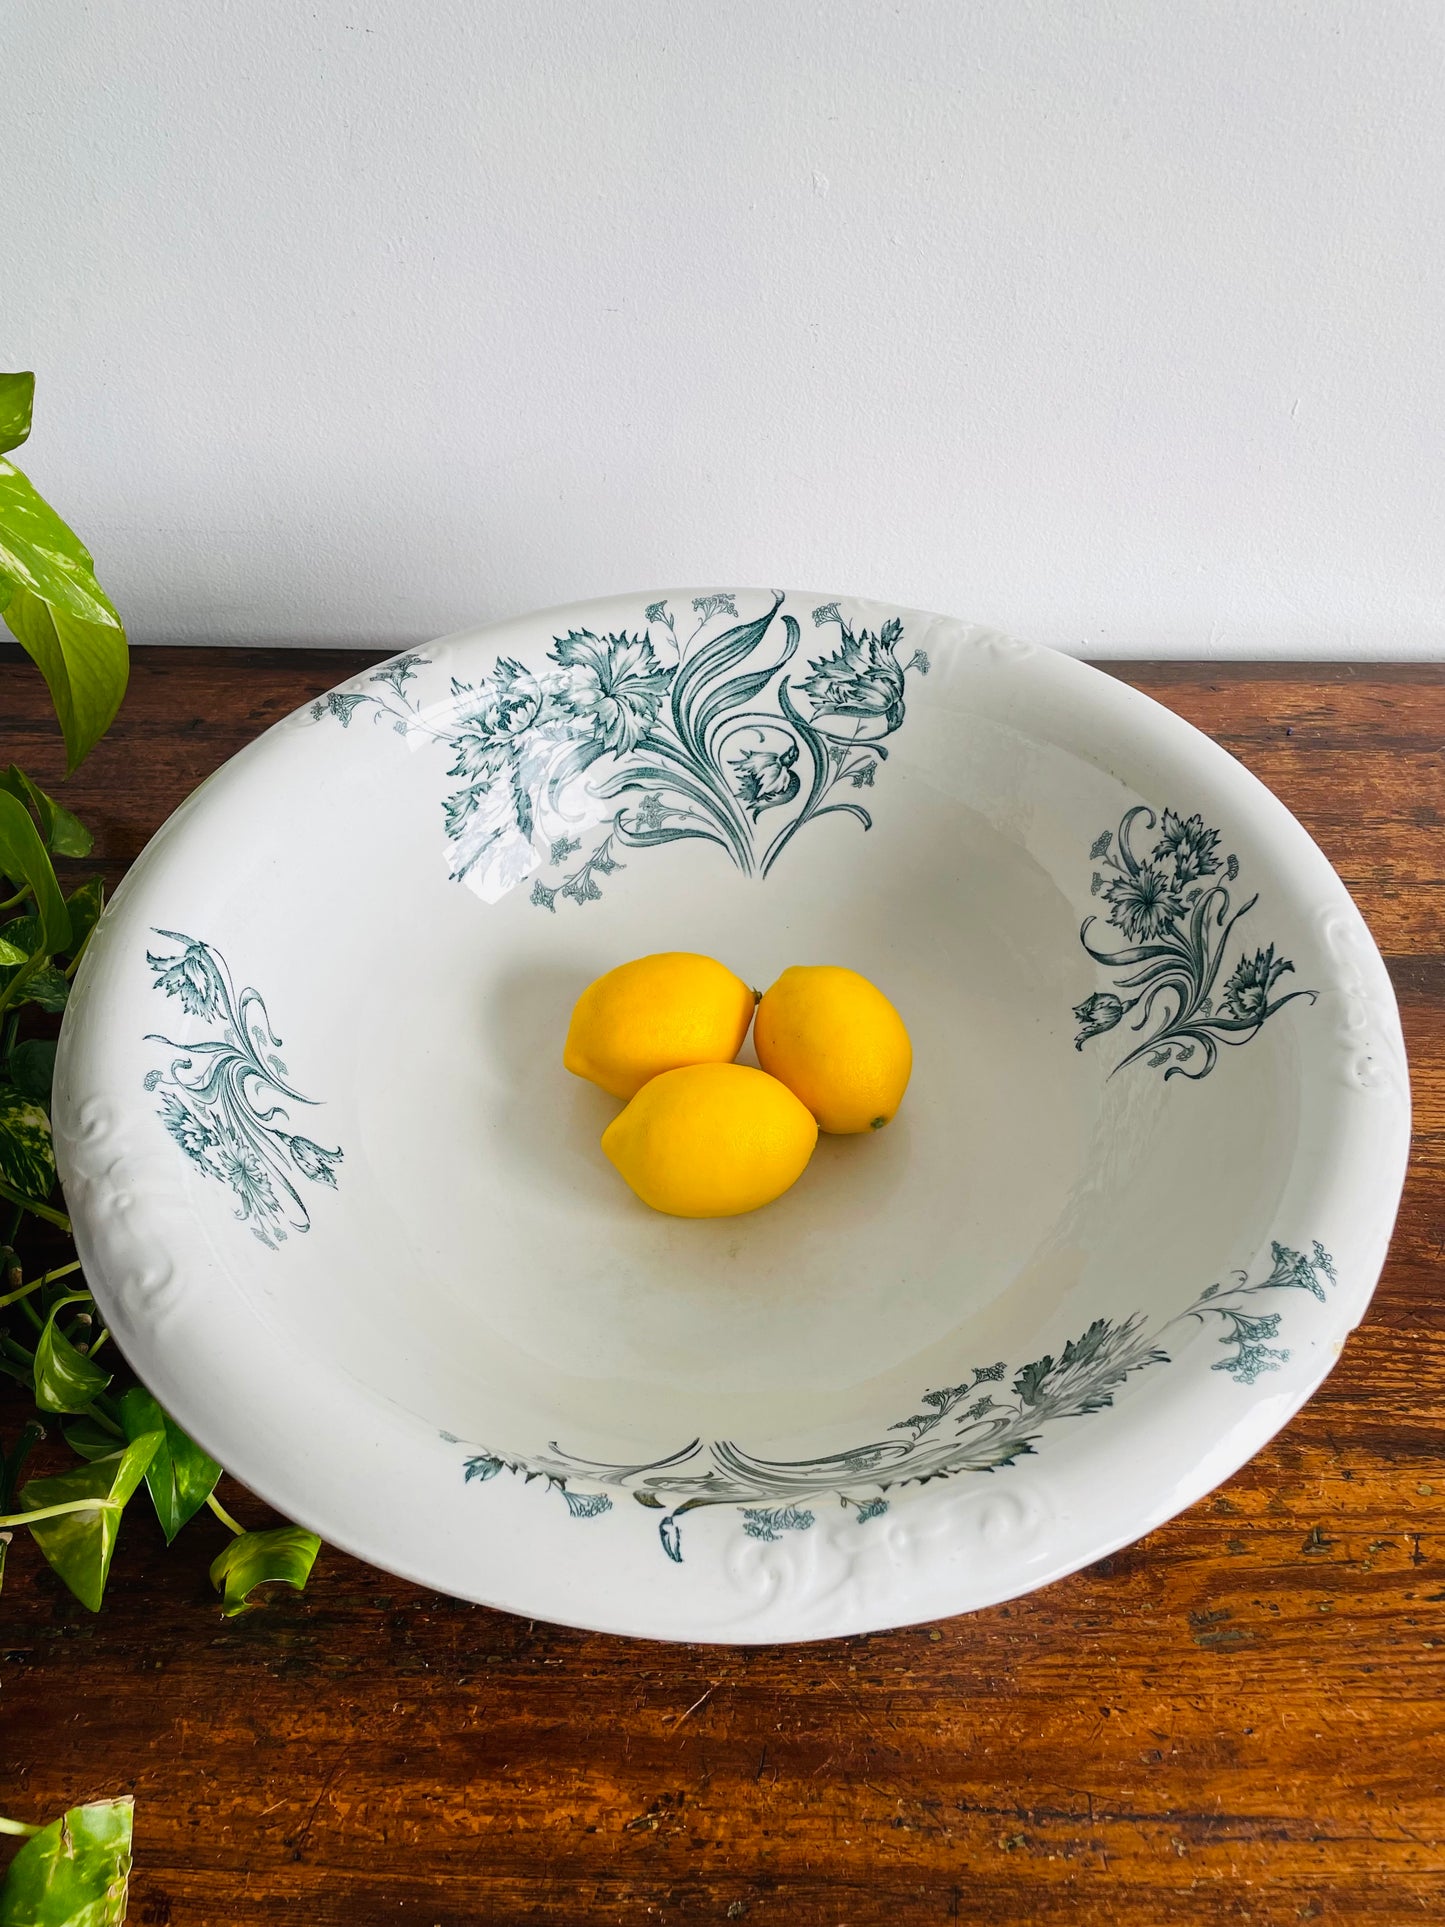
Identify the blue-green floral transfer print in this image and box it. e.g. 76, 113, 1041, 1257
1194, 1238, 1337, 1383
310, 593, 928, 907
461, 1241, 1335, 1561
144, 932, 342, 1248
1074, 805, 1316, 1078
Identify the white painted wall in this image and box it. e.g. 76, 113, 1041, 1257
3, 1, 1443, 657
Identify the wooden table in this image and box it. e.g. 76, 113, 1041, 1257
3, 650, 1442, 1926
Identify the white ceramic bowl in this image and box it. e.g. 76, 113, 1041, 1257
54, 590, 1410, 1641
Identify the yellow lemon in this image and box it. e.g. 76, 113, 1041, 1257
563, 951, 757, 1100
754, 964, 912, 1134
601, 1063, 818, 1217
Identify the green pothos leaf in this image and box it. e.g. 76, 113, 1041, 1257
0, 373, 35, 456
210, 1525, 321, 1616
50, 802, 94, 861
2, 580, 127, 775
0, 1796, 133, 1925
63, 877, 104, 954
0, 462, 118, 624
0, 938, 24, 968
119, 1387, 220, 1543
33, 1305, 110, 1415
0, 765, 92, 858
6, 1039, 57, 1108
0, 915, 40, 966
20, 965, 69, 1013
0, 1084, 55, 1201
62, 1415, 122, 1463
19, 1433, 161, 1612
0, 765, 53, 847
18, 1433, 160, 1610
0, 790, 69, 953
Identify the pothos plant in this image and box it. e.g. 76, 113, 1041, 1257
0, 372, 319, 1923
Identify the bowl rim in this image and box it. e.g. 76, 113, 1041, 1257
53, 589, 1411, 1642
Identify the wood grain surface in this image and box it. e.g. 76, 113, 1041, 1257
2, 648, 1442, 1927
